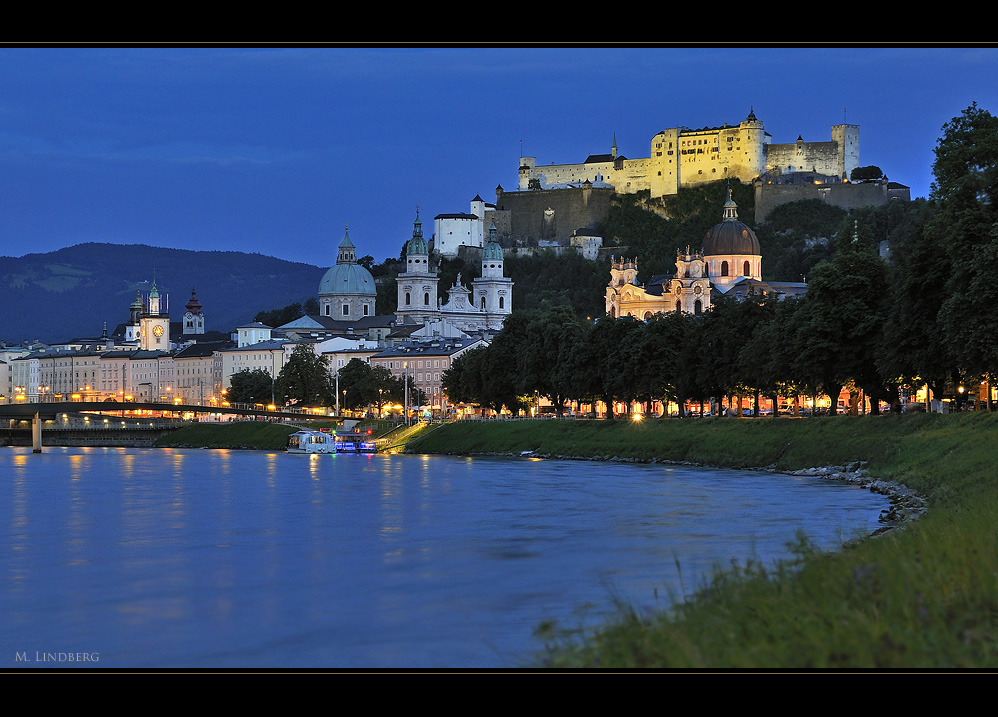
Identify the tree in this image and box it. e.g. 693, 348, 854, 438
274, 343, 334, 406
850, 165, 884, 181
931, 103, 998, 379
227, 369, 275, 404
336, 358, 381, 411
254, 302, 305, 327
788, 244, 890, 414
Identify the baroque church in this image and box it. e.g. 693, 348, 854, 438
395, 210, 513, 333
605, 189, 807, 319
283, 211, 513, 341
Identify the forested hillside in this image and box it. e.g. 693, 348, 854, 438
0, 243, 325, 343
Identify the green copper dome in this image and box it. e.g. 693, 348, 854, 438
318, 262, 376, 296
482, 222, 503, 261
482, 240, 503, 261
319, 230, 376, 297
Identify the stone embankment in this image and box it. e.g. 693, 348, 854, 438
784, 462, 929, 534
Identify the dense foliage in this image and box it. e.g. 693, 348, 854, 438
274, 343, 336, 406
253, 298, 319, 327
335, 358, 426, 412
227, 368, 277, 404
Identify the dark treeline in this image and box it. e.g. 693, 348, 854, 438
442, 104, 998, 417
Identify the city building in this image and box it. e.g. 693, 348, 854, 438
370, 336, 487, 414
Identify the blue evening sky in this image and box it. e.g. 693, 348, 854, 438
2, 46, 995, 265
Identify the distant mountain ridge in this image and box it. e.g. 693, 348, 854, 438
0, 243, 327, 344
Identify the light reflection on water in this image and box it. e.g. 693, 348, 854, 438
0, 446, 890, 669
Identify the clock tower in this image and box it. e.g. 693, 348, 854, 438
140, 277, 171, 350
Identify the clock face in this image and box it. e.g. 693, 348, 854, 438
153, 325, 164, 337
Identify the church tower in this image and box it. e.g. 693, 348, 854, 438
473, 223, 513, 317
125, 290, 143, 342
396, 210, 440, 324
183, 289, 205, 336
140, 276, 171, 350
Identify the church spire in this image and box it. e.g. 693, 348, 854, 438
722, 184, 739, 222
337, 225, 356, 264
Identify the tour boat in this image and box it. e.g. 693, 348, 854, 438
358, 441, 377, 453
287, 430, 335, 454
335, 438, 357, 453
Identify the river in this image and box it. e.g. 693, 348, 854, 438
0, 446, 890, 669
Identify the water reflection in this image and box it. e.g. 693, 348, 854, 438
0, 447, 890, 669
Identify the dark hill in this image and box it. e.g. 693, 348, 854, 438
0, 243, 326, 343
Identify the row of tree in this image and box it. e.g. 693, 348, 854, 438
227, 345, 426, 413
442, 104, 998, 417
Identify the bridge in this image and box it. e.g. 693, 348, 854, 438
0, 401, 346, 453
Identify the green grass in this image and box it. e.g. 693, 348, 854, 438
154, 421, 298, 450
412, 413, 998, 667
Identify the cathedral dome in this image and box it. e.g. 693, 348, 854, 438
318, 262, 376, 296
701, 190, 761, 257
319, 229, 376, 297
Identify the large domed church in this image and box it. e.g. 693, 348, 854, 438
605, 188, 807, 319
318, 228, 378, 320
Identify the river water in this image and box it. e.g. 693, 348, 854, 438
0, 446, 889, 669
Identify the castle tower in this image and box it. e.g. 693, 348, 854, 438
473, 223, 513, 317
396, 210, 440, 324
738, 107, 767, 181
831, 123, 860, 180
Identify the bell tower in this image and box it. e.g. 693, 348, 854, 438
140, 275, 171, 350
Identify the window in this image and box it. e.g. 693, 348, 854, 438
499, 296, 504, 309
721, 261, 728, 277
481, 296, 486, 310
424, 292, 430, 306
405, 292, 411, 306
743, 261, 750, 276
342, 304, 349, 316
363, 304, 369, 316
694, 299, 702, 315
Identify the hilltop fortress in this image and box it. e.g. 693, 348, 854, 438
517, 108, 859, 198
471, 109, 908, 251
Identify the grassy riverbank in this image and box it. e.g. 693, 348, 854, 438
153, 421, 298, 450
411, 413, 998, 668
